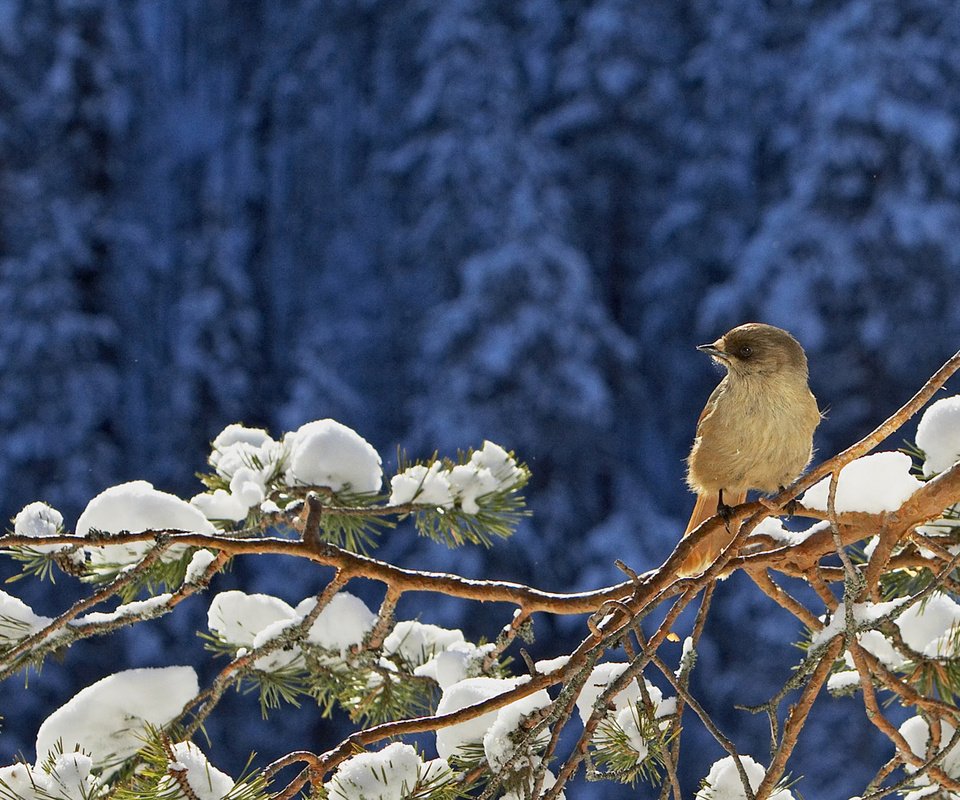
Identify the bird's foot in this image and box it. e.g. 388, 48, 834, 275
716, 491, 735, 525
778, 485, 799, 516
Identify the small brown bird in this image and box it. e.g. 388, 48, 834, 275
681, 323, 820, 576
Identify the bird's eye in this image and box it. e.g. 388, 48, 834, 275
739, 345, 753, 358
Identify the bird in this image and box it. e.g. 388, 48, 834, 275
680, 322, 821, 576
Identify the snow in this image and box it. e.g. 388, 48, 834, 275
470, 441, 524, 490
207, 591, 296, 647
387, 442, 523, 513
434, 676, 526, 760
299, 592, 377, 652
34, 666, 199, 770
0, 589, 53, 643
447, 463, 500, 514
414, 641, 497, 690
916, 396, 960, 477
482, 687, 551, 770
325, 742, 423, 800
750, 516, 819, 546
75, 481, 215, 567
73, 594, 172, 626
284, 419, 382, 494
383, 620, 465, 667
206, 590, 376, 670
13, 502, 67, 553
801, 452, 922, 513
389, 462, 455, 507
574, 662, 664, 724
899, 716, 960, 785
613, 706, 649, 762
695, 755, 795, 800
161, 742, 235, 800
810, 598, 908, 650
194, 423, 285, 522
191, 488, 249, 523
0, 753, 101, 800
535, 655, 570, 675
184, 549, 217, 583
827, 670, 861, 692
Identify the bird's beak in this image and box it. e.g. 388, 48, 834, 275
697, 340, 728, 360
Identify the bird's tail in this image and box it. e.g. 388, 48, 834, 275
679, 490, 747, 577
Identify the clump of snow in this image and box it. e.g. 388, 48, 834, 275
435, 676, 526, 760
837, 594, 960, 671
810, 598, 908, 650
191, 489, 249, 523
73, 594, 172, 626
13, 502, 67, 553
35, 667, 199, 771
208, 591, 296, 647
184, 549, 217, 583
802, 452, 922, 513
899, 715, 960, 789
827, 670, 861, 693
207, 590, 376, 671
535, 655, 570, 675
414, 641, 497, 690
192, 424, 285, 523
482, 688, 551, 771
76, 481, 215, 568
750, 516, 818, 546
384, 620, 466, 667
0, 590, 53, 644
695, 755, 795, 800
916, 396, 960, 477
447, 463, 500, 514
387, 442, 524, 514
574, 662, 665, 724
612, 706, 650, 762
284, 419, 382, 494
325, 742, 424, 800
160, 741, 235, 800
389, 462, 454, 507
471, 441, 524, 490
299, 592, 376, 653
1, 753, 102, 800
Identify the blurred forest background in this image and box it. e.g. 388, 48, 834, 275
1, 0, 959, 797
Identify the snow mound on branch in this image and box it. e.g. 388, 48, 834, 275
193, 423, 286, 522
389, 462, 455, 508
695, 755, 795, 800
13, 502, 69, 553
0, 753, 101, 800
899, 716, 960, 789
160, 742, 235, 800
207, 591, 296, 647
0, 590, 53, 644
325, 742, 432, 800
206, 591, 376, 671
298, 593, 376, 652
35, 667, 199, 771
483, 688, 551, 770
284, 419, 382, 493
413, 641, 497, 690
574, 662, 665, 724
917, 395, 960, 477
801, 452, 922, 513
384, 620, 465, 667
76, 481, 214, 567
435, 676, 528, 760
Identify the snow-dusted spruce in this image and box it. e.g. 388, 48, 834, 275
3, 351, 960, 799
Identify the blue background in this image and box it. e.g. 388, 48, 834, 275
1, 0, 959, 796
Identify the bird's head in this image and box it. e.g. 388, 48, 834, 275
697, 323, 809, 378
